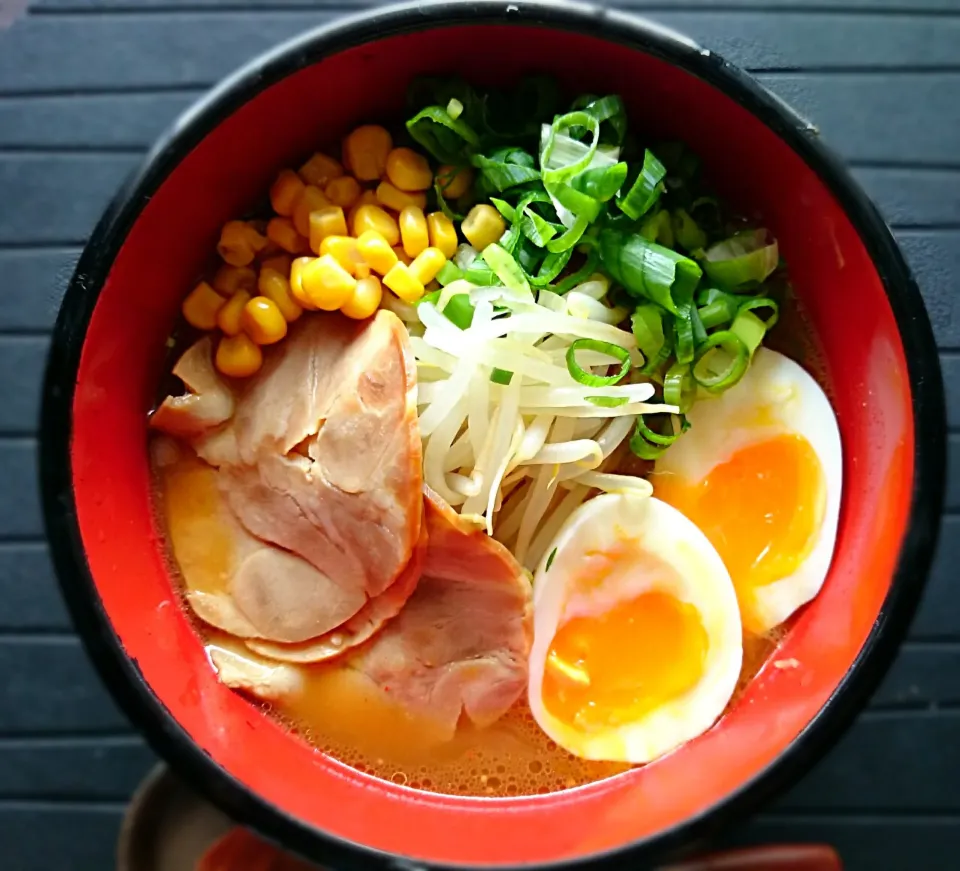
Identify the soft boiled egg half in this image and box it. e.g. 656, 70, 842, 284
528, 493, 742, 764
654, 347, 842, 635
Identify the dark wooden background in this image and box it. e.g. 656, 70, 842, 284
1, 1, 958, 868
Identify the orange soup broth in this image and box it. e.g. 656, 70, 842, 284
152, 437, 788, 798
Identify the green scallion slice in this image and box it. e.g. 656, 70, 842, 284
663, 361, 697, 413
565, 338, 631, 387
692, 330, 750, 392
616, 149, 666, 220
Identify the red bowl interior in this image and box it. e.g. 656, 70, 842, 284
69, 23, 914, 867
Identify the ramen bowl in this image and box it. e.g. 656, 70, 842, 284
40, 2, 945, 868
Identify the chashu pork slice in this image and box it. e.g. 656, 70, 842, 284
156, 440, 423, 650
217, 310, 423, 637
347, 488, 533, 738
150, 337, 234, 438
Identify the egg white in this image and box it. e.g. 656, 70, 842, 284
528, 493, 742, 763
654, 347, 842, 634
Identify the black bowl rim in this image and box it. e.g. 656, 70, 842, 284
40, 2, 946, 869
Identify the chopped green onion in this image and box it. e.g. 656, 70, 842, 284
546, 213, 590, 253
672, 208, 707, 252
573, 94, 628, 145
586, 395, 630, 407
482, 243, 533, 298
616, 149, 666, 220
419, 289, 475, 329
638, 209, 674, 247
629, 414, 688, 460
565, 338, 631, 387
471, 148, 541, 192
731, 309, 768, 356
571, 162, 629, 203
435, 261, 464, 287
407, 105, 479, 164
447, 98, 464, 120
520, 205, 560, 247
463, 258, 500, 286
535, 248, 574, 286
737, 296, 779, 329
490, 197, 516, 222
663, 361, 697, 413
696, 287, 740, 330
545, 547, 558, 571
631, 304, 665, 363
598, 230, 702, 315
702, 229, 779, 290
552, 249, 600, 295
541, 111, 601, 186
491, 368, 514, 385
692, 330, 750, 393
673, 309, 696, 365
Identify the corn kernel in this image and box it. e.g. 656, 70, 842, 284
343, 125, 392, 182
242, 296, 288, 345
426, 212, 458, 259
212, 265, 257, 296
351, 204, 400, 247
269, 169, 306, 216
462, 204, 506, 251
217, 220, 256, 266
383, 262, 425, 303
342, 275, 383, 320
299, 152, 344, 188
289, 257, 317, 310
260, 253, 292, 276
325, 175, 361, 209
319, 235, 365, 276
301, 254, 357, 311
308, 206, 348, 254
293, 185, 332, 238
377, 181, 427, 213
399, 206, 429, 259
393, 245, 412, 266
216, 333, 263, 379
356, 263, 372, 279
267, 217, 306, 254
182, 281, 225, 330
436, 165, 473, 199
347, 189, 380, 227
258, 268, 302, 322
356, 230, 398, 276
409, 247, 447, 286
241, 222, 268, 253
385, 147, 433, 192
217, 290, 251, 337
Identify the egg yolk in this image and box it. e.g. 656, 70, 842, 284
543, 590, 708, 732
654, 433, 825, 631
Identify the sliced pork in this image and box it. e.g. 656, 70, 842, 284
157, 447, 394, 646
217, 310, 423, 634
347, 488, 533, 738
245, 516, 427, 664
152, 310, 424, 647
150, 337, 234, 438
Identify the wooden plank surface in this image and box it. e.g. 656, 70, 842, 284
3, 1, 959, 869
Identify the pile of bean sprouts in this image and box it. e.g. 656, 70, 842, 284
382, 246, 677, 571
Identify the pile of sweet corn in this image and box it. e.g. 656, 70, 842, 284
179, 124, 502, 379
